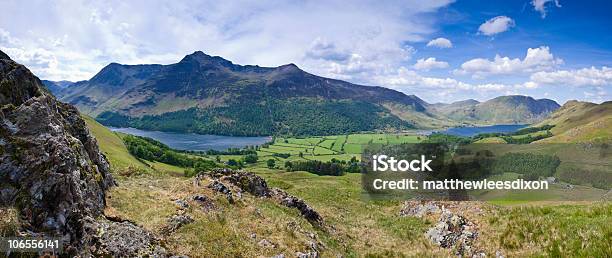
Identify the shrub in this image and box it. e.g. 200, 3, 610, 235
267, 159, 276, 169
243, 153, 258, 163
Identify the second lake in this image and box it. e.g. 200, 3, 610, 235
437, 124, 529, 137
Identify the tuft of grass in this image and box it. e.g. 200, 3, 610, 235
0, 208, 20, 237
478, 202, 612, 257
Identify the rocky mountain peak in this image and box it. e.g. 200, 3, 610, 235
180, 50, 234, 67
277, 63, 300, 70
89, 62, 126, 84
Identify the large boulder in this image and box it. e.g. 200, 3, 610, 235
0, 52, 121, 254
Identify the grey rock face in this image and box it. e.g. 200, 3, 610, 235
175, 199, 189, 209
208, 180, 235, 203
92, 219, 167, 257
0, 50, 9, 60
0, 53, 171, 257
208, 168, 270, 197
258, 238, 275, 248
192, 194, 215, 211
399, 201, 442, 218
0, 53, 116, 254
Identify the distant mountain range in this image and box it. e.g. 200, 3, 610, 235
430, 95, 560, 124
50, 51, 561, 136
42, 80, 74, 96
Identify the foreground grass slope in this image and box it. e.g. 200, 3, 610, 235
103, 167, 611, 257
82, 115, 150, 172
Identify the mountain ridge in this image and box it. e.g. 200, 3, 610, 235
430, 95, 560, 124
55, 51, 559, 136
58, 51, 436, 136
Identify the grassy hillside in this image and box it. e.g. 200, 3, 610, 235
474, 137, 507, 143
534, 101, 612, 143
104, 165, 612, 257
82, 115, 151, 172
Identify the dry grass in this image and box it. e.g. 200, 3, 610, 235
0, 207, 20, 237
106, 174, 328, 257
103, 167, 612, 257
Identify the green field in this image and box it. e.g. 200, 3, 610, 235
254, 134, 424, 167
261, 134, 423, 165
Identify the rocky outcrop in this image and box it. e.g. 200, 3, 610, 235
0, 52, 167, 256
207, 168, 270, 197
92, 219, 168, 257
164, 214, 194, 233
208, 180, 235, 203
425, 211, 478, 256
196, 168, 324, 227
399, 202, 441, 218
401, 201, 484, 256
270, 189, 324, 227
192, 194, 215, 212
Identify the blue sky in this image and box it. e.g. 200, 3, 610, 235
0, 0, 610, 104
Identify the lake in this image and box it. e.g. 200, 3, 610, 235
438, 124, 528, 137
109, 127, 272, 151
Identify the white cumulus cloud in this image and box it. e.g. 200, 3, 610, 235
530, 66, 612, 87
371, 67, 519, 102
478, 16, 515, 36
413, 57, 449, 71
456, 46, 563, 78
0, 0, 454, 81
532, 0, 561, 18
426, 37, 452, 48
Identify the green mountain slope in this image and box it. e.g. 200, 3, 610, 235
58, 51, 450, 136
534, 100, 612, 143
